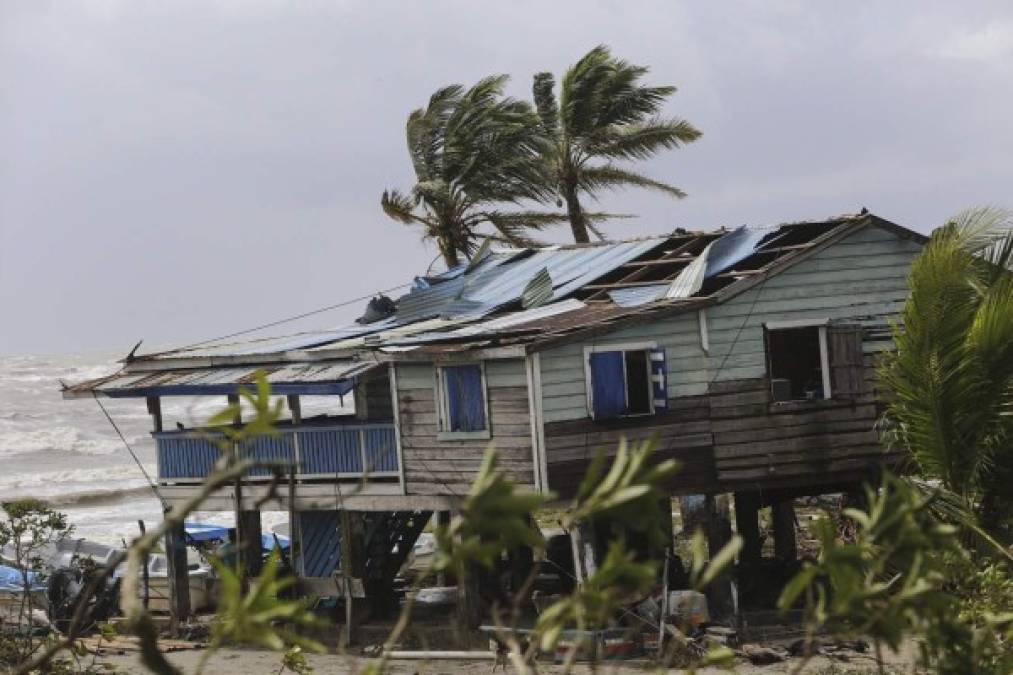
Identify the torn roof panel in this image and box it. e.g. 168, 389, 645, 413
392, 298, 587, 345
608, 284, 670, 307
305, 317, 464, 352
441, 238, 666, 318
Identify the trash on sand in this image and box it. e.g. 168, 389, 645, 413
668, 590, 709, 630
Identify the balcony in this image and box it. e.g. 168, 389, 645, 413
155, 422, 399, 485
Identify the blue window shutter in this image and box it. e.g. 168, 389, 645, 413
650, 347, 667, 412
444, 365, 486, 432
589, 351, 626, 419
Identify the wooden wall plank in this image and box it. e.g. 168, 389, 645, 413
394, 360, 535, 496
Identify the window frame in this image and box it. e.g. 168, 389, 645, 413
434, 362, 492, 441
763, 318, 833, 402
583, 341, 659, 420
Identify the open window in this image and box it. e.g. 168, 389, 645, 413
435, 363, 490, 440
585, 344, 667, 420
765, 320, 865, 402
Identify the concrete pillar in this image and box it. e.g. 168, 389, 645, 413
772, 500, 797, 562
164, 513, 191, 631
733, 492, 762, 566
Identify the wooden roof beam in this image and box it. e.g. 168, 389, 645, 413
584, 234, 714, 301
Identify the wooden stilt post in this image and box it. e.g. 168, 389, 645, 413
164, 511, 191, 632
703, 494, 735, 619
237, 510, 263, 578
286, 395, 300, 581
457, 560, 483, 636
338, 510, 355, 648
508, 518, 535, 602
138, 520, 150, 610
436, 511, 451, 587
734, 492, 762, 566
454, 508, 483, 640
772, 500, 797, 562
227, 394, 246, 588
658, 497, 675, 560
146, 396, 162, 433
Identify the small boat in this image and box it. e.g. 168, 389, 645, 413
0, 524, 293, 618
0, 564, 47, 625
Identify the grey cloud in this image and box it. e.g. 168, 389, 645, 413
2, 1, 1011, 354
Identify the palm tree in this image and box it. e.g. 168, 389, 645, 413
382, 75, 561, 268
532, 45, 702, 244
879, 207, 1013, 540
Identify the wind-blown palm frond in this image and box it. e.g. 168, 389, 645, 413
533, 45, 701, 243
380, 189, 425, 224
879, 207, 1013, 541
532, 72, 559, 137
382, 76, 563, 268
580, 165, 687, 199
590, 118, 702, 160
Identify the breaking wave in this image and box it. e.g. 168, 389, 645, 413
0, 427, 150, 459
45, 485, 159, 507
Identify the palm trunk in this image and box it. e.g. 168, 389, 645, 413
438, 238, 460, 268
564, 185, 590, 244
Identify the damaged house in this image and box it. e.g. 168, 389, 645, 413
64, 211, 926, 627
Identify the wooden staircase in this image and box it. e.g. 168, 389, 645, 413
361, 510, 433, 615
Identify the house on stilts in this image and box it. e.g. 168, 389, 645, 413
63, 211, 927, 628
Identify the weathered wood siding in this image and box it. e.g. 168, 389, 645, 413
705, 225, 922, 383
543, 396, 719, 497
539, 310, 707, 424
539, 223, 922, 497
707, 376, 901, 490
395, 359, 535, 495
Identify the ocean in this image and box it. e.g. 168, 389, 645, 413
0, 352, 277, 545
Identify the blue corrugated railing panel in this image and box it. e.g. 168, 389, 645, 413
245, 434, 295, 476
364, 427, 398, 473
157, 436, 220, 479
297, 511, 341, 578
157, 423, 397, 480
298, 428, 363, 474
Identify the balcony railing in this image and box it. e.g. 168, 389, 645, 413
155, 423, 399, 484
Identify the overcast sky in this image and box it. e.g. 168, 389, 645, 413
2, 1, 1011, 356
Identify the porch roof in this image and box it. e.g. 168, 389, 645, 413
61, 360, 379, 399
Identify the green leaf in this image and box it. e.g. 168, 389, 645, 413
697, 535, 742, 590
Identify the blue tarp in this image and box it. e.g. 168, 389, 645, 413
184, 523, 290, 551
0, 564, 44, 593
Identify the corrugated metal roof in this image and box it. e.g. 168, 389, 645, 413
393, 298, 586, 344
305, 317, 464, 352
392, 252, 516, 324
608, 284, 670, 307
442, 238, 665, 318
64, 361, 379, 398
118, 217, 877, 367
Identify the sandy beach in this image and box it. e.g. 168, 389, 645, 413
97, 644, 914, 674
